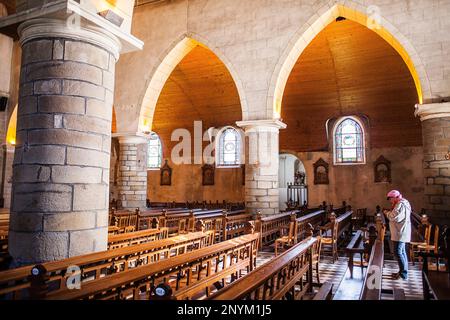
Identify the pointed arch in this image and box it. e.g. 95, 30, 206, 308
268, 1, 431, 119
138, 34, 248, 133
6, 104, 17, 146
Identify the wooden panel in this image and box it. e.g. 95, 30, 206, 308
153, 45, 242, 156
281, 20, 421, 152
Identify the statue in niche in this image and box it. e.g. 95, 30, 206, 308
313, 158, 329, 185
160, 159, 172, 186
295, 171, 306, 185
374, 155, 391, 183
202, 164, 215, 186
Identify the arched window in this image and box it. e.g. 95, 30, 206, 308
333, 117, 365, 164
147, 132, 162, 169
216, 127, 242, 167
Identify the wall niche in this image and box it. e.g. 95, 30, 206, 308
313, 158, 329, 185
374, 155, 391, 183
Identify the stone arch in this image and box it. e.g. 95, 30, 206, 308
268, 1, 431, 119
111, 106, 117, 133
138, 33, 248, 133
6, 104, 17, 146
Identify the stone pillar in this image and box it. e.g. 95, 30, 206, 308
236, 120, 286, 215
8, 18, 121, 266
415, 102, 450, 225
2, 145, 14, 208
114, 134, 148, 209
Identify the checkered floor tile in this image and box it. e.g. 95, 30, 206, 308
255, 244, 425, 300
318, 256, 349, 296
381, 260, 423, 300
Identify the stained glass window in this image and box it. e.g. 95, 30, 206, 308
334, 118, 365, 164
217, 127, 241, 167
147, 132, 162, 169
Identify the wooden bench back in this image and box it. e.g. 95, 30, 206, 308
360, 239, 384, 300
107, 227, 169, 249
45, 233, 259, 300
255, 211, 297, 246
0, 231, 214, 300
207, 237, 319, 300
296, 209, 326, 241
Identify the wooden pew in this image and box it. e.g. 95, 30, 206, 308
44, 233, 259, 300
107, 228, 169, 250
296, 209, 327, 241
360, 238, 384, 300
0, 230, 9, 270
420, 225, 450, 300
0, 231, 214, 300
313, 281, 333, 300
206, 237, 320, 300
254, 211, 297, 247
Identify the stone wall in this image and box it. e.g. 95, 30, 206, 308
422, 117, 450, 224
147, 162, 244, 203
294, 147, 424, 213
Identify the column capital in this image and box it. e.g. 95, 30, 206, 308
112, 132, 149, 144
0, 1, 143, 54
415, 102, 450, 121
18, 18, 122, 59
236, 119, 287, 132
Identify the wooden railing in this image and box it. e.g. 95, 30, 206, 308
207, 237, 319, 300
44, 233, 259, 300
0, 231, 214, 300
107, 228, 169, 249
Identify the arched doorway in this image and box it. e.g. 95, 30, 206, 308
279, 153, 307, 211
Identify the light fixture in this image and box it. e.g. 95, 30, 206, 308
98, 9, 124, 27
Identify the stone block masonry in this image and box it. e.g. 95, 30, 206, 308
115, 135, 148, 209
416, 102, 450, 225
9, 19, 120, 266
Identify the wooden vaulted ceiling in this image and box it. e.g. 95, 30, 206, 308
280, 19, 421, 152
153, 45, 242, 153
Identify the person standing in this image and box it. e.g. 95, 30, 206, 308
383, 190, 412, 280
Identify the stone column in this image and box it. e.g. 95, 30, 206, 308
2, 145, 14, 208
236, 120, 286, 215
8, 18, 121, 266
415, 102, 450, 225
114, 134, 148, 209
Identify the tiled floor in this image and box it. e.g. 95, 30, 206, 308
381, 260, 423, 300
255, 246, 424, 300
333, 259, 423, 300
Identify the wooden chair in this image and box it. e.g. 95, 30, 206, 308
320, 214, 339, 262
352, 208, 366, 229
274, 215, 298, 256
123, 226, 135, 233
312, 235, 322, 284
416, 225, 440, 268
420, 226, 450, 300
409, 223, 432, 265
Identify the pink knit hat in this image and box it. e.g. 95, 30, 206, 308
387, 190, 402, 200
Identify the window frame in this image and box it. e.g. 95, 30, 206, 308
332, 116, 366, 166
147, 132, 163, 170
215, 126, 243, 169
